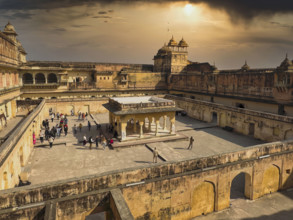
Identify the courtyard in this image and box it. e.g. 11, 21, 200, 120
25, 113, 264, 185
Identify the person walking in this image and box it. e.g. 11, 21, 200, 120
33, 132, 36, 145
88, 121, 91, 131
51, 113, 55, 122
83, 135, 87, 146
95, 135, 99, 148
79, 123, 83, 132
153, 147, 158, 163
187, 136, 194, 150
39, 130, 44, 143
57, 112, 60, 120
48, 136, 54, 148
89, 136, 93, 150
56, 126, 61, 137
64, 124, 68, 136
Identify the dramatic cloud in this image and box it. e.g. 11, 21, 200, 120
3, 12, 35, 20
0, 0, 293, 23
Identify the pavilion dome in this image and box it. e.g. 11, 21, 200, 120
178, 38, 188, 47
3, 22, 17, 35
241, 61, 250, 71
158, 44, 171, 54
280, 54, 292, 67
168, 36, 178, 47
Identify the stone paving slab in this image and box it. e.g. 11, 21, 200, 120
146, 142, 186, 161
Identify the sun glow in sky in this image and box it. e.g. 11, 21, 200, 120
0, 1, 292, 69
184, 3, 194, 16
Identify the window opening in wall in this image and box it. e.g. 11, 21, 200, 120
236, 103, 245, 108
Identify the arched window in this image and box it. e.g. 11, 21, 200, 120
22, 73, 33, 84
48, 73, 58, 83
35, 73, 45, 84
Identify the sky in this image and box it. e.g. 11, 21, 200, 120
1, 0, 293, 69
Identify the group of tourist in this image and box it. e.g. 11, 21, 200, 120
38, 112, 70, 148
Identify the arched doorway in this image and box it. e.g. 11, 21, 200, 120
3, 172, 8, 189
35, 73, 45, 84
262, 165, 280, 195
230, 172, 251, 200
22, 73, 33, 84
19, 146, 24, 167
48, 73, 58, 83
285, 130, 293, 140
191, 181, 215, 217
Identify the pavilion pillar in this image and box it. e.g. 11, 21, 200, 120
148, 117, 152, 131
33, 73, 36, 84
155, 119, 160, 136
139, 121, 144, 138
169, 116, 176, 134
163, 115, 167, 130
121, 122, 127, 141
133, 120, 137, 133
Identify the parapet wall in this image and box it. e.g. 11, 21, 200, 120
166, 95, 293, 142
0, 139, 292, 209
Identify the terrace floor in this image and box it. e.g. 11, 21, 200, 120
25, 113, 264, 185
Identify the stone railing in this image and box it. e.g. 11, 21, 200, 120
0, 100, 45, 166
166, 95, 293, 123
0, 139, 292, 210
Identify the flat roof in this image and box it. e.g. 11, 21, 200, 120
111, 96, 170, 104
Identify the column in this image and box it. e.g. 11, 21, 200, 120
121, 122, 127, 141
133, 120, 137, 133
45, 73, 48, 84
33, 73, 36, 84
169, 116, 176, 134
148, 117, 152, 131
155, 119, 160, 136
163, 115, 167, 130
139, 121, 144, 138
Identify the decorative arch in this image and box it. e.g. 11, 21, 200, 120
22, 73, 33, 84
3, 171, 8, 189
191, 181, 215, 217
262, 164, 280, 196
284, 130, 293, 140
48, 73, 58, 83
230, 172, 252, 200
35, 73, 45, 84
19, 146, 24, 167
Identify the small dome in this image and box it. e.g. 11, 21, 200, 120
168, 36, 177, 47
280, 54, 292, 67
158, 44, 171, 54
3, 22, 17, 35
241, 60, 250, 70
178, 38, 188, 47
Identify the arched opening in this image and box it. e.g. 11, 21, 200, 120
9, 162, 14, 179
51, 97, 57, 99
19, 146, 24, 167
211, 112, 217, 124
191, 181, 215, 217
38, 97, 44, 100
236, 103, 245, 108
22, 73, 33, 84
35, 73, 45, 84
230, 172, 251, 200
48, 73, 58, 83
25, 98, 31, 101
262, 165, 280, 196
3, 172, 8, 189
285, 130, 293, 140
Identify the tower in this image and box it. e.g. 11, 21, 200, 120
153, 36, 188, 74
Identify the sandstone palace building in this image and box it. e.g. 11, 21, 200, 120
0, 22, 292, 219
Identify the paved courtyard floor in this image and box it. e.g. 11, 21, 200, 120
26, 113, 264, 184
